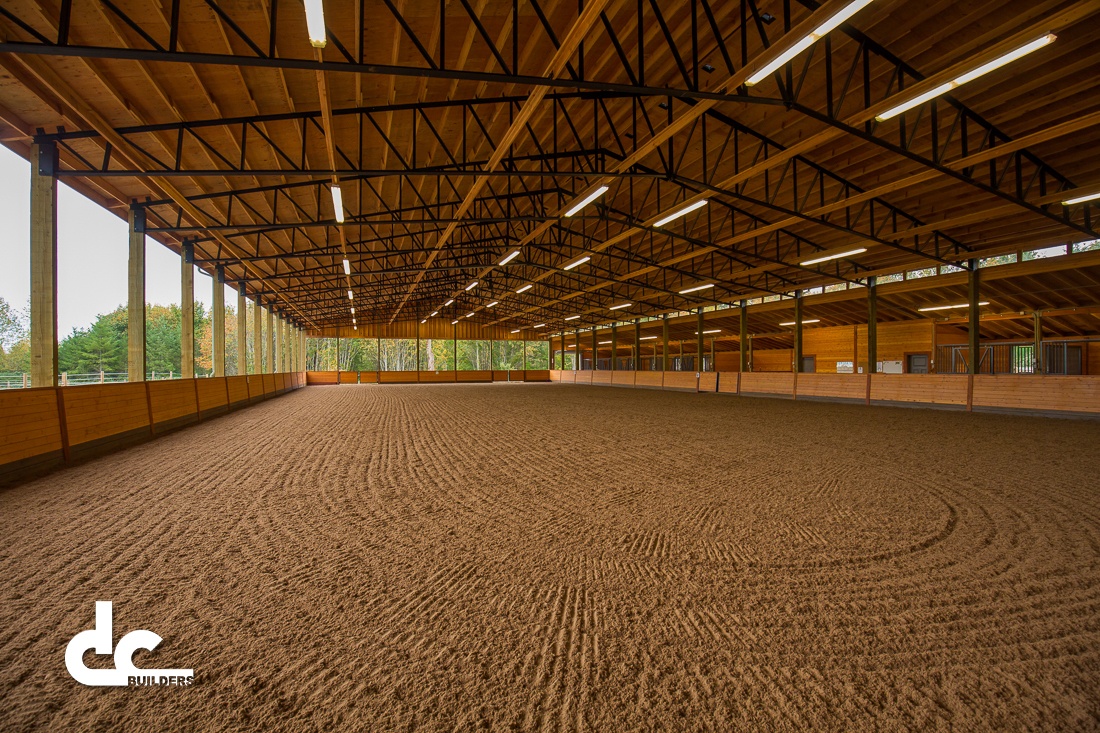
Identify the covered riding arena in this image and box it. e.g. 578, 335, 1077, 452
1, 0, 1099, 730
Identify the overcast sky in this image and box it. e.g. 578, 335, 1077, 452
0, 144, 236, 338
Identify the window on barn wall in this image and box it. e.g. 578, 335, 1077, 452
907, 267, 937, 278
379, 339, 417, 371
1072, 239, 1100, 253
979, 254, 1016, 267
940, 264, 964, 274
878, 273, 903, 283
306, 338, 336, 370
493, 340, 524, 370
525, 341, 549, 369
419, 338, 454, 371
1023, 245, 1067, 260
825, 283, 846, 292
456, 340, 491, 370
340, 338, 377, 371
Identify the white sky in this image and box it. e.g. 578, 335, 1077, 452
0, 144, 237, 338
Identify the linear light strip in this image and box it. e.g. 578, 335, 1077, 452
800, 247, 867, 266
331, 185, 344, 223
918, 301, 989, 312
564, 186, 609, 217
654, 200, 708, 227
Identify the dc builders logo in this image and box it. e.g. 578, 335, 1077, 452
66, 601, 194, 687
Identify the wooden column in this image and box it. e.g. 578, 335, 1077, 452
274, 315, 283, 372
968, 259, 980, 375
610, 324, 617, 371
212, 265, 225, 377
1033, 311, 1043, 374
793, 291, 803, 373
415, 319, 421, 372
236, 284, 247, 376
696, 308, 704, 371
127, 204, 146, 382
180, 241, 195, 379
662, 315, 670, 371
867, 276, 878, 374
30, 141, 58, 388
252, 299, 263, 374
591, 328, 598, 370
573, 329, 579, 371
739, 300, 749, 372
633, 319, 641, 370
266, 306, 275, 374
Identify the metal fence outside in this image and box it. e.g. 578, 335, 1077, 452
0, 371, 207, 389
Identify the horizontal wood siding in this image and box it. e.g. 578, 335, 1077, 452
358, 371, 379, 383
524, 370, 551, 382
870, 374, 967, 406
575, 371, 594, 385
0, 388, 63, 465
338, 371, 358, 384
699, 372, 718, 392
380, 371, 422, 383
752, 350, 793, 372
457, 371, 493, 382
306, 371, 339, 385
196, 378, 229, 412
803, 326, 856, 373
717, 372, 739, 394
663, 372, 699, 391
611, 371, 635, 387
635, 371, 664, 389
247, 375, 265, 400
591, 371, 613, 385
148, 380, 199, 426
262, 374, 276, 395
797, 373, 866, 401
64, 383, 150, 446
226, 376, 250, 404
740, 372, 794, 396
972, 375, 1100, 414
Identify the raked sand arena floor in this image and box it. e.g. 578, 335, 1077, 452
2, 383, 1099, 731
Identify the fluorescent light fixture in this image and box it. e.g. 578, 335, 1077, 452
679, 283, 714, 294
779, 319, 822, 326
533, 324, 546, 329
350, 307, 355, 314
353, 325, 357, 330
516, 284, 533, 294
420, 319, 426, 324
565, 315, 581, 321
304, 0, 327, 48
511, 329, 521, 334
598, 340, 612, 345
331, 185, 344, 223
352, 318, 356, 324
347, 290, 354, 300
486, 301, 499, 308
465, 281, 478, 291
342, 258, 351, 275
654, 200, 708, 227
564, 185, 609, 217
801, 247, 868, 266
695, 329, 721, 335
876, 33, 1057, 121
563, 256, 591, 271
499, 250, 521, 266
745, 0, 878, 86
430, 311, 438, 317
444, 299, 454, 306
451, 319, 459, 325
1063, 190, 1100, 206
609, 303, 632, 311
465, 312, 475, 318
640, 335, 658, 340
918, 301, 990, 312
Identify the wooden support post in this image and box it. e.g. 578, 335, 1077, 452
180, 241, 195, 379
252, 298, 263, 374
236, 284, 247, 376
1033, 311, 1043, 375
968, 259, 980, 375
739, 300, 748, 373
30, 141, 58, 388
793, 290, 803, 373
662, 315, 670, 371
127, 204, 145, 382
591, 328, 598, 370
452, 324, 457, 379
266, 305, 275, 374
867, 276, 878, 374
212, 266, 225, 377
610, 324, 617, 372
633, 319, 641, 371
274, 314, 283, 372
574, 329, 580, 371
696, 308, 704, 371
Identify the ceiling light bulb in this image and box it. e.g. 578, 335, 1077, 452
679, 283, 714, 294
516, 284, 533, 294
654, 200, 708, 227
348, 290, 354, 300
779, 319, 822, 326
430, 311, 438, 317
800, 247, 868, 266
445, 299, 454, 306
564, 185, 610, 217
451, 319, 459, 325
563, 256, 591, 271
466, 281, 478, 291
609, 303, 632, 311
486, 301, 499, 308
342, 258, 351, 275
918, 301, 990, 312
499, 250, 521, 265
1062, 190, 1100, 206
331, 185, 344, 223
876, 33, 1056, 121
694, 329, 721, 334
465, 312, 475, 318
745, 0, 878, 86
533, 323, 546, 329
511, 329, 521, 334
565, 315, 581, 321
304, 0, 327, 48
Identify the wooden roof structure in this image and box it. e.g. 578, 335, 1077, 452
1, 0, 1098, 336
